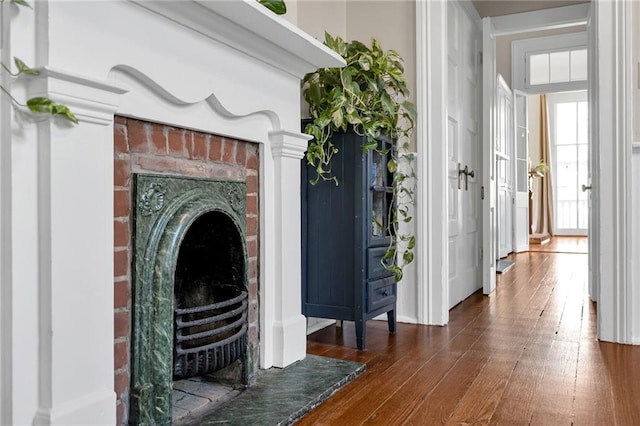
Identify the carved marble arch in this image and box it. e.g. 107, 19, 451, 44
130, 174, 248, 424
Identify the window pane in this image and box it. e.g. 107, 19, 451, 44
550, 51, 570, 83
555, 102, 577, 144
571, 49, 588, 81
578, 102, 588, 144
529, 54, 549, 85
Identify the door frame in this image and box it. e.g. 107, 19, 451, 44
416, 0, 639, 343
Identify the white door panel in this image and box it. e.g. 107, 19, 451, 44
496, 75, 513, 259
482, 17, 497, 295
448, 2, 482, 308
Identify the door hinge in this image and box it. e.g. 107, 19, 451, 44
480, 247, 483, 260
481, 186, 485, 200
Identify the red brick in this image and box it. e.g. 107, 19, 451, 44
209, 135, 223, 161
114, 220, 129, 248
114, 311, 130, 339
114, 115, 126, 125
168, 128, 185, 156
246, 216, 258, 237
245, 146, 259, 169
249, 258, 258, 280
114, 125, 128, 154
248, 301, 258, 324
235, 142, 246, 165
114, 279, 130, 310
248, 279, 258, 299
127, 120, 147, 152
114, 341, 129, 370
192, 133, 207, 160
246, 175, 258, 195
116, 401, 124, 426
114, 249, 129, 277
114, 159, 130, 188
134, 155, 177, 174
246, 194, 258, 216
114, 190, 130, 218
150, 126, 167, 155
185, 131, 194, 159
222, 139, 235, 163
247, 239, 258, 258
114, 370, 130, 396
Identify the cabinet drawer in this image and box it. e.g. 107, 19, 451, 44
367, 247, 391, 279
367, 276, 396, 312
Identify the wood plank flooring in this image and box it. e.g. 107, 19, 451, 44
300, 244, 640, 425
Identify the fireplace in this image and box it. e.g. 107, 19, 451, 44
173, 210, 249, 380
4, 2, 343, 423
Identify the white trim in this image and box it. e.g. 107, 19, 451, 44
0, 0, 12, 422
130, 0, 344, 78
492, 3, 589, 36
415, 0, 448, 325
512, 32, 588, 94
595, 0, 636, 344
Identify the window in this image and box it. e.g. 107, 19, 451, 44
527, 48, 587, 87
512, 32, 588, 94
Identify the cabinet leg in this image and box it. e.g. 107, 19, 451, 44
355, 319, 365, 350
387, 310, 396, 333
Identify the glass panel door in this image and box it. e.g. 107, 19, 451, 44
548, 91, 588, 235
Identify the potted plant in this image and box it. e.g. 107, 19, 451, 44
301, 33, 417, 281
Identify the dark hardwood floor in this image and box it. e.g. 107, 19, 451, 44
300, 245, 640, 425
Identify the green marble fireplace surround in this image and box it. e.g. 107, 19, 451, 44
130, 174, 249, 424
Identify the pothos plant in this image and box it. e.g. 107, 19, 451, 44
0, 0, 78, 123
302, 33, 417, 281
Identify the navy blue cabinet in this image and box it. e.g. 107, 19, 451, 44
301, 129, 397, 350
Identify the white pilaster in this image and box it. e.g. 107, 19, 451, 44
268, 130, 310, 367
595, 0, 637, 344
415, 0, 449, 325
25, 69, 125, 425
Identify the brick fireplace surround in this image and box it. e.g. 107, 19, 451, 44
113, 117, 260, 424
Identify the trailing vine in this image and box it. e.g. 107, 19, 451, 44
0, 0, 78, 124
302, 33, 417, 281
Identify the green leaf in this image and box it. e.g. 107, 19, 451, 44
257, 0, 286, 15
14, 57, 40, 76
11, 0, 32, 8
387, 158, 397, 173
26, 97, 78, 124
407, 236, 416, 250
403, 251, 414, 265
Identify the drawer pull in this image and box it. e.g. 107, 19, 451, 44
382, 289, 389, 296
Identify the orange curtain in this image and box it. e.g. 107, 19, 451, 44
535, 95, 554, 235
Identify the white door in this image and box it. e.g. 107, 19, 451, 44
586, 5, 598, 302
481, 16, 497, 295
496, 75, 513, 259
447, 2, 482, 308
548, 91, 589, 236
513, 90, 530, 252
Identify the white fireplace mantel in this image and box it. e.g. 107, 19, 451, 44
0, 1, 343, 424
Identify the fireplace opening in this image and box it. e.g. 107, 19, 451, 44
173, 211, 248, 380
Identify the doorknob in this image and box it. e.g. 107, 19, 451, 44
458, 163, 466, 190
468, 169, 475, 179
581, 184, 592, 192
